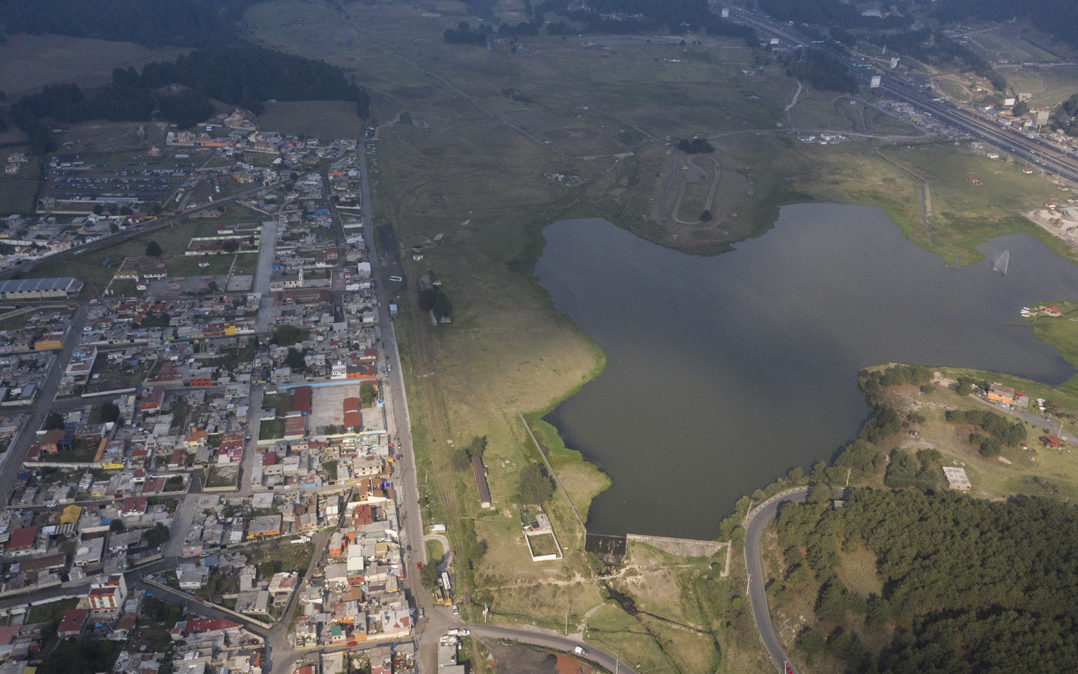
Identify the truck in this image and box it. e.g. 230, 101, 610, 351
574, 646, 589, 656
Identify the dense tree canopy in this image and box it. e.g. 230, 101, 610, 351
518, 463, 555, 505
777, 488, 1078, 671
785, 49, 858, 94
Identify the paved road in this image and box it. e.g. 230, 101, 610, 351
467, 623, 636, 674
967, 394, 1078, 445
354, 140, 437, 667
727, 6, 1078, 186
0, 303, 91, 501
744, 487, 809, 674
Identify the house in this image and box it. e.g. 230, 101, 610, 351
471, 456, 492, 509
176, 563, 210, 590
268, 572, 297, 598
986, 383, 1016, 405
171, 617, 243, 641
119, 496, 148, 518
38, 428, 71, 454
87, 574, 127, 617
139, 387, 165, 412
325, 563, 348, 588
283, 416, 305, 440
7, 526, 39, 556
168, 449, 186, 469
57, 608, 90, 639
1041, 435, 1065, 450
185, 428, 207, 447
75, 536, 105, 567
328, 532, 345, 557
247, 514, 282, 539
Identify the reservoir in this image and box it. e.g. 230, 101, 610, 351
536, 204, 1078, 539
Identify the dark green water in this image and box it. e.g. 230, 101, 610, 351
536, 204, 1078, 538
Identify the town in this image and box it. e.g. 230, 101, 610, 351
0, 108, 454, 674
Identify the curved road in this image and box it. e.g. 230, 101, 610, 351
744, 487, 809, 673
467, 623, 635, 674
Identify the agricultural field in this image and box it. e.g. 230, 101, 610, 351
0, 33, 188, 97
256, 100, 367, 140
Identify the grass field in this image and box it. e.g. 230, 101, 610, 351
257, 100, 366, 140
0, 34, 188, 97
0, 149, 41, 214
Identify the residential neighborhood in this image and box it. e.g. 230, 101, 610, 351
0, 110, 432, 674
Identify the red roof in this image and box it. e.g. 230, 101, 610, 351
120, 496, 147, 513
343, 411, 363, 428
353, 505, 373, 525
284, 416, 305, 436
58, 609, 89, 636
8, 526, 37, 550
343, 397, 360, 414
182, 618, 242, 635
262, 453, 277, 466
293, 386, 312, 413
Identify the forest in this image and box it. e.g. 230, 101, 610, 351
784, 49, 859, 94
0, 0, 262, 48
755, 364, 1078, 671
532, 0, 755, 39
8, 46, 370, 152
1052, 94, 1078, 137
777, 488, 1078, 672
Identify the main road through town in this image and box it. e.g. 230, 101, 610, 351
0, 302, 91, 504
352, 142, 637, 672
744, 487, 809, 674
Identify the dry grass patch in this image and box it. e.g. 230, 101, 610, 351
0, 34, 188, 96
837, 544, 883, 598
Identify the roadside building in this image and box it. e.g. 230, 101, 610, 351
247, 514, 282, 539
471, 456, 492, 509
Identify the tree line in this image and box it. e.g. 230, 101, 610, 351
0, 0, 261, 48
945, 408, 1027, 456
784, 48, 859, 94
7, 46, 370, 152
444, 0, 755, 45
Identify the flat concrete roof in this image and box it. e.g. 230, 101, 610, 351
0, 277, 82, 293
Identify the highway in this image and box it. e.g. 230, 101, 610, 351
727, 7, 1078, 187
744, 487, 809, 674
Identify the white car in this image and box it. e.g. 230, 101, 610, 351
447, 628, 470, 637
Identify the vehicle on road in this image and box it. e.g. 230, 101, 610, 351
574, 646, 589, 656
448, 628, 470, 637
389, 275, 402, 282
